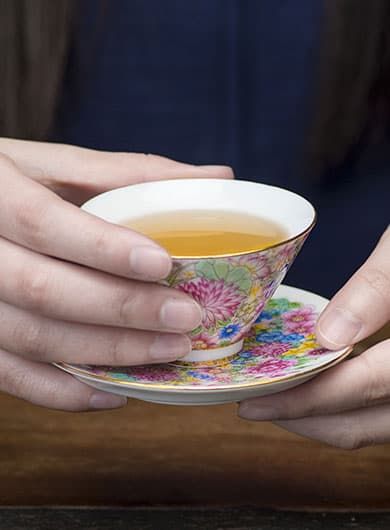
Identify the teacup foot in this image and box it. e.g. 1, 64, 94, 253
180, 339, 244, 363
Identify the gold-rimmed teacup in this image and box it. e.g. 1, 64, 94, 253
82, 179, 316, 362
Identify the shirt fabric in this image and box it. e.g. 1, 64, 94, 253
54, 0, 390, 298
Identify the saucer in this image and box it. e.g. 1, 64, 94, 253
56, 285, 352, 406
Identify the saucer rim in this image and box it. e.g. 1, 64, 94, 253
55, 285, 353, 393
56, 346, 352, 395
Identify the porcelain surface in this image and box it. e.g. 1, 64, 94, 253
56, 285, 351, 405
81, 179, 316, 361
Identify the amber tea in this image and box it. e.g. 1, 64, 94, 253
123, 210, 287, 257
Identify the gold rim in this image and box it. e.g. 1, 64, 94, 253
55, 346, 352, 393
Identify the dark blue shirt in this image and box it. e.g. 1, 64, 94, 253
55, 0, 390, 297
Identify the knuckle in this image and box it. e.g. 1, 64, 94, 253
0, 364, 32, 399
116, 288, 138, 326
94, 226, 114, 257
115, 284, 159, 328
12, 318, 50, 359
356, 266, 390, 310
106, 334, 128, 365
17, 265, 52, 312
15, 196, 49, 249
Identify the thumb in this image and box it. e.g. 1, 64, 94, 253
316, 226, 390, 349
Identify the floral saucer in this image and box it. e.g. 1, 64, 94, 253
56, 285, 352, 406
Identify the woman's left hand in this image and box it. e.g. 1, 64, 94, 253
239, 227, 390, 449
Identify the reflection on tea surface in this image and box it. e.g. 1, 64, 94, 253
123, 210, 287, 256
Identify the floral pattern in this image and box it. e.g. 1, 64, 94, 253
62, 295, 348, 389
178, 277, 244, 327
166, 235, 307, 350
282, 307, 317, 334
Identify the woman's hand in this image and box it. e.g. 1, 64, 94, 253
0, 138, 233, 411
239, 227, 390, 449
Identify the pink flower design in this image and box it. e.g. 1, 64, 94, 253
238, 254, 271, 280
178, 278, 245, 327
125, 366, 178, 382
269, 242, 297, 271
282, 307, 316, 334
307, 347, 328, 357
250, 343, 291, 358
245, 358, 297, 377
237, 299, 263, 325
278, 241, 299, 260
191, 332, 219, 350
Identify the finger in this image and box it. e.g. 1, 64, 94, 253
0, 154, 174, 281
0, 139, 234, 203
316, 227, 390, 349
274, 403, 390, 449
238, 340, 390, 421
0, 300, 191, 364
0, 348, 127, 412
0, 237, 202, 332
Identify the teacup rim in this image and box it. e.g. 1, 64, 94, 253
82, 178, 317, 260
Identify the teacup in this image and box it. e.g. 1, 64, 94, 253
82, 179, 316, 362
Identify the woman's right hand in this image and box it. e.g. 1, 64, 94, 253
0, 138, 233, 411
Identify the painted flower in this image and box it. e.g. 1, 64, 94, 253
265, 297, 298, 315
188, 370, 214, 381
307, 347, 328, 357
236, 299, 263, 326
252, 322, 270, 334
255, 309, 276, 322
271, 241, 299, 268
219, 323, 241, 340
256, 330, 304, 344
282, 307, 316, 334
284, 344, 311, 357
182, 270, 196, 280
178, 277, 245, 327
238, 254, 272, 280
250, 343, 291, 358
234, 350, 253, 361
285, 335, 318, 357
191, 332, 219, 350
249, 283, 263, 298
126, 366, 179, 383
245, 358, 297, 377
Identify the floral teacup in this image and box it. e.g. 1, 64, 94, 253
82, 179, 316, 362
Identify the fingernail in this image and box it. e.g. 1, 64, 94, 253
129, 246, 171, 279
238, 402, 278, 421
89, 392, 127, 410
150, 334, 191, 360
160, 299, 202, 331
318, 307, 362, 348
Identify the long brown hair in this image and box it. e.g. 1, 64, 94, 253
0, 0, 74, 140
1, 0, 390, 171
309, 0, 390, 171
